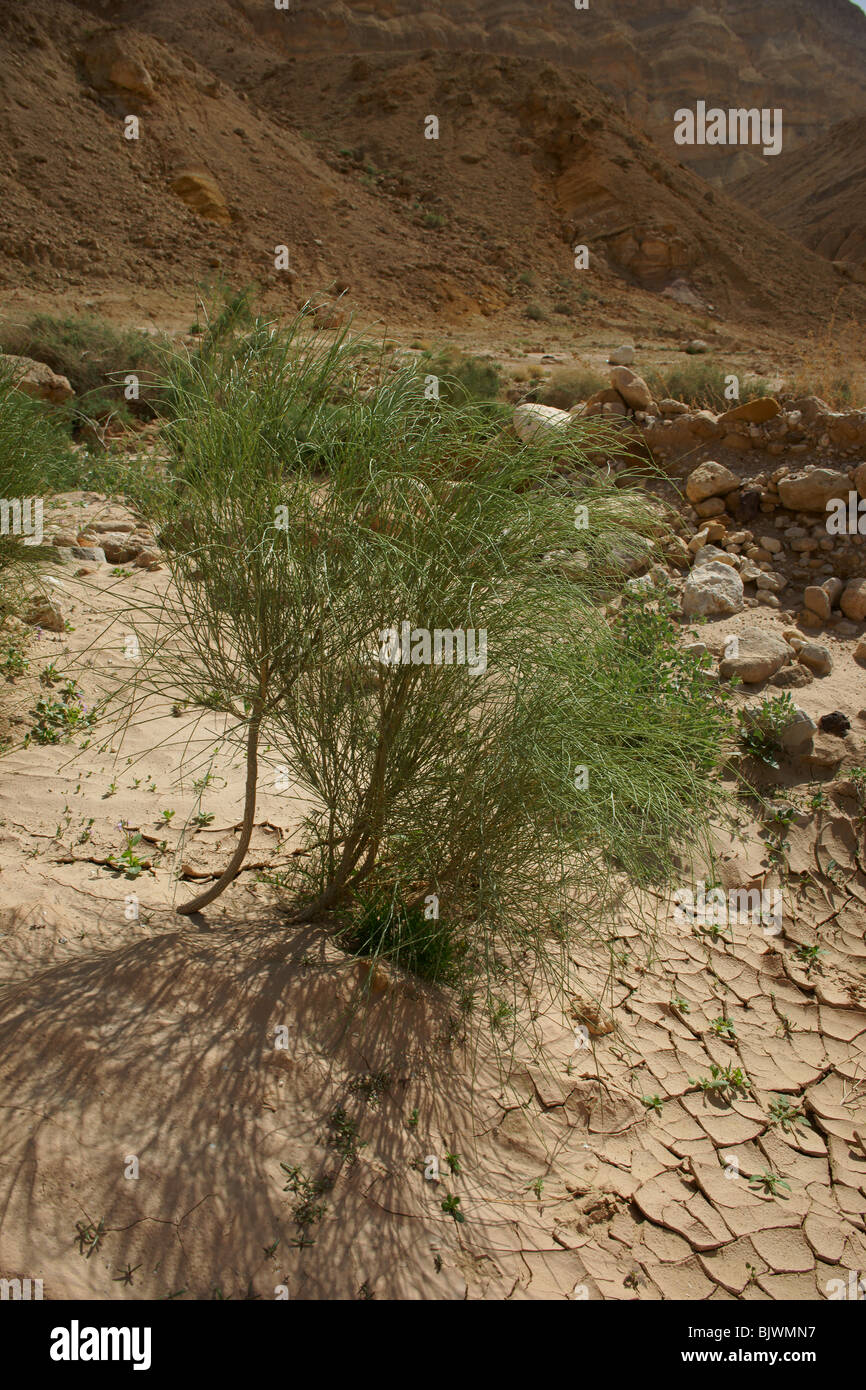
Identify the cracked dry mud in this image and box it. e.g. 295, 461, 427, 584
0, 494, 863, 1302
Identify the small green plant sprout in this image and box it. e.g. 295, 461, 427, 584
26, 683, 96, 746
109, 823, 147, 879
441, 1193, 464, 1223
809, 787, 829, 812
690, 1064, 748, 1099
444, 1151, 462, 1176
329, 1106, 365, 1164
407, 1108, 419, 1128
489, 998, 513, 1032
348, 1071, 390, 1108
641, 1095, 663, 1114
710, 1014, 737, 1042
1, 637, 29, 678
112, 1262, 142, 1286
279, 1164, 331, 1231
767, 1096, 808, 1133
194, 810, 215, 827
737, 694, 797, 769
670, 995, 690, 1015
529, 1177, 544, 1199
749, 1170, 791, 1198
794, 943, 824, 973
159, 808, 175, 823
75, 1216, 106, 1259
848, 766, 866, 818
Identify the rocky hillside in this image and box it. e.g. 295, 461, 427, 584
2, 1, 866, 349
732, 117, 866, 275
121, 0, 866, 184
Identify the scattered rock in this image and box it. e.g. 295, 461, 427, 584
682, 561, 744, 618
98, 533, 141, 564
755, 572, 786, 594
718, 628, 791, 684
133, 549, 161, 569
313, 302, 345, 329
823, 577, 845, 607
777, 469, 850, 513
737, 487, 763, 520
685, 462, 740, 504
608, 345, 635, 366
70, 545, 106, 563
718, 398, 781, 426
83, 31, 156, 100
770, 664, 813, 688
779, 708, 817, 754
513, 402, 572, 443
803, 586, 832, 621
609, 366, 653, 411
24, 598, 64, 632
170, 168, 231, 224
840, 579, 866, 622
818, 711, 851, 737
694, 497, 727, 519
797, 642, 832, 677
685, 339, 708, 354
692, 544, 736, 568
2, 354, 74, 404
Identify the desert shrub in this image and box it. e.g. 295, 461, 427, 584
424, 349, 502, 407
538, 366, 607, 410
780, 302, 865, 409
643, 361, 773, 410
781, 373, 856, 409
119, 309, 729, 1036
525, 302, 545, 321
737, 694, 797, 769
0, 312, 164, 427
340, 892, 469, 986
0, 366, 75, 621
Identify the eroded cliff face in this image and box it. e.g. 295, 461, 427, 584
225, 0, 866, 183
66, 2, 866, 186
3, 0, 864, 338
733, 116, 866, 273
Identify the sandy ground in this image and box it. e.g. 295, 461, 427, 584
0, 494, 864, 1302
